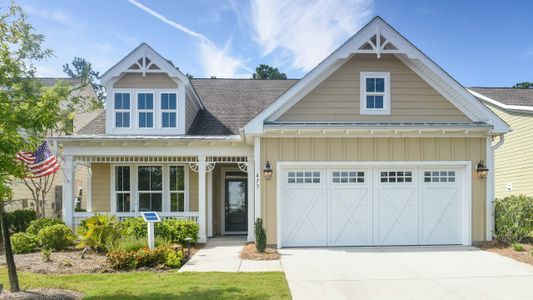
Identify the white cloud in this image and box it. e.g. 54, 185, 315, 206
250, 0, 373, 71
128, 0, 249, 77
22, 5, 78, 27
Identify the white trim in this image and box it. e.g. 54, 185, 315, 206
62, 144, 253, 157
86, 163, 92, 212
247, 156, 255, 242
62, 156, 74, 227
207, 171, 213, 237
198, 156, 207, 243
468, 89, 533, 113
112, 91, 132, 129
136, 91, 155, 129
486, 136, 494, 241
254, 136, 262, 220
276, 160, 472, 248
220, 167, 249, 235
360, 72, 391, 115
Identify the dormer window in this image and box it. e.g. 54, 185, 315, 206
114, 93, 131, 128
360, 72, 390, 115
161, 93, 177, 128
137, 93, 154, 128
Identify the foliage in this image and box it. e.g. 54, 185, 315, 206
252, 64, 287, 79
106, 245, 183, 270
512, 243, 525, 252
11, 232, 37, 254
6, 210, 37, 233
494, 195, 533, 244
77, 214, 121, 252
26, 218, 64, 236
513, 82, 533, 89
120, 218, 199, 244
40, 249, 51, 262
36, 224, 74, 251
108, 236, 147, 253
63, 57, 105, 107
255, 218, 266, 252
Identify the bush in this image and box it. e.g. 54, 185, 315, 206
27, 218, 64, 236
494, 195, 533, 244
7, 210, 37, 233
77, 214, 121, 252
11, 232, 38, 254
41, 249, 52, 262
120, 218, 199, 245
108, 236, 147, 253
107, 245, 183, 270
512, 243, 525, 252
36, 224, 75, 251
255, 218, 266, 252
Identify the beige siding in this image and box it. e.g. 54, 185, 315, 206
113, 73, 177, 89
189, 170, 199, 212
278, 54, 470, 122
91, 163, 110, 212
260, 137, 487, 244
486, 103, 533, 198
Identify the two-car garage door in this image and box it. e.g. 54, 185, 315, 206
279, 163, 469, 247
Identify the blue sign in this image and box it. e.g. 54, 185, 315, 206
141, 212, 161, 223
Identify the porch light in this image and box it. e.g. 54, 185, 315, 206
476, 160, 489, 179
264, 161, 273, 180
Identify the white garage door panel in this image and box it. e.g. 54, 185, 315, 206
281, 170, 326, 247
327, 169, 372, 246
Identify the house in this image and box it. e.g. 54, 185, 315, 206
469, 87, 533, 198
8, 78, 100, 217
53, 17, 509, 248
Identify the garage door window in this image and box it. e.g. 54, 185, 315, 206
332, 171, 364, 183
288, 171, 320, 184
380, 171, 412, 183
424, 171, 455, 183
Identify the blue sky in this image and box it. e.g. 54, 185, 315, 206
14, 0, 533, 87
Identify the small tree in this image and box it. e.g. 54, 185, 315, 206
252, 64, 287, 80
63, 57, 105, 107
513, 82, 533, 89
255, 218, 266, 252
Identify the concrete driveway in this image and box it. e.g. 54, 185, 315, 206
280, 246, 533, 300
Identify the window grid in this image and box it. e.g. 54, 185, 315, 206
169, 165, 185, 212
138, 166, 163, 211
161, 93, 177, 128
424, 171, 456, 183
114, 93, 130, 128
115, 166, 131, 212
332, 171, 365, 183
365, 77, 385, 109
288, 171, 321, 184
380, 171, 413, 183
137, 93, 154, 128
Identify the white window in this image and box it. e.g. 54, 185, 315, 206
380, 171, 413, 183
161, 93, 177, 128
114, 166, 131, 212
360, 72, 390, 115
424, 171, 455, 183
138, 166, 163, 211
114, 93, 131, 128
288, 171, 321, 184
169, 166, 185, 212
137, 93, 154, 128
332, 171, 365, 183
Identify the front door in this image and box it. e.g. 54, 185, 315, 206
225, 178, 247, 232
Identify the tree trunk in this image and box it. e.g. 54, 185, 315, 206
0, 202, 19, 292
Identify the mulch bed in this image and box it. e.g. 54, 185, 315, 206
240, 243, 280, 260
476, 240, 533, 266
0, 288, 83, 300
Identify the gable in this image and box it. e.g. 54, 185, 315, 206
113, 73, 178, 89
277, 54, 470, 122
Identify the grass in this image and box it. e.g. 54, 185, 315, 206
0, 269, 291, 299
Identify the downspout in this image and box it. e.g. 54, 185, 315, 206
486, 134, 505, 241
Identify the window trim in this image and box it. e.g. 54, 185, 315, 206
360, 72, 391, 115
160, 92, 178, 128
136, 92, 155, 129
169, 165, 187, 212
112, 165, 133, 213
113, 92, 131, 128
137, 165, 163, 211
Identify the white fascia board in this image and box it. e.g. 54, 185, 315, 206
468, 89, 533, 113
50, 134, 242, 142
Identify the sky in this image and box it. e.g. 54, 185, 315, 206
11, 0, 533, 87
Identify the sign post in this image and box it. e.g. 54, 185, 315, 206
140, 212, 162, 249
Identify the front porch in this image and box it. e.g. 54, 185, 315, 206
62, 155, 256, 243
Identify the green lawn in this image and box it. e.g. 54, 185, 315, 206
0, 269, 291, 299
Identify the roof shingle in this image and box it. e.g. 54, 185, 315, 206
470, 87, 533, 107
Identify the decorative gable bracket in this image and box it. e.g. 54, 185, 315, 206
127, 55, 161, 77
357, 25, 399, 58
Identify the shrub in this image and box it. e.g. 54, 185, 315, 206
107, 245, 183, 270
77, 214, 121, 252
108, 236, 147, 253
494, 195, 533, 244
255, 218, 266, 252
120, 218, 199, 244
36, 224, 75, 251
7, 210, 37, 233
27, 218, 64, 236
512, 243, 525, 252
11, 232, 38, 254
106, 249, 135, 270
163, 246, 183, 268
120, 217, 146, 238
41, 249, 52, 262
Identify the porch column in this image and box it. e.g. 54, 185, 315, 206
207, 172, 213, 238
62, 155, 74, 228
198, 156, 207, 243
247, 156, 255, 242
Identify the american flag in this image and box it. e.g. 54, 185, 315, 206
17, 142, 61, 178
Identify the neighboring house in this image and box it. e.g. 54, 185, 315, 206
7, 78, 101, 217
469, 88, 533, 198
53, 17, 509, 248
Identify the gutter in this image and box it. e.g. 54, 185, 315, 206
49, 134, 243, 142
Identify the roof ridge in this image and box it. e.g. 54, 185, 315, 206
191, 78, 300, 81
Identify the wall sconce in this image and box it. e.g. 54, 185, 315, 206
476, 160, 489, 179
264, 161, 273, 180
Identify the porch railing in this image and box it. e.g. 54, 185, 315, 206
73, 211, 200, 227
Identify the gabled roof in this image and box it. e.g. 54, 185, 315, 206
469, 88, 533, 112
243, 16, 509, 135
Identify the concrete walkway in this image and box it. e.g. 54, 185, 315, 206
179, 236, 282, 272
280, 246, 533, 300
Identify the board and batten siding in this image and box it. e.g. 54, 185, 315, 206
113, 73, 177, 89
486, 103, 533, 198
277, 54, 471, 122
260, 137, 487, 244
